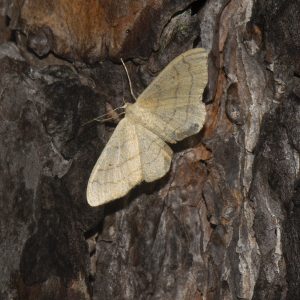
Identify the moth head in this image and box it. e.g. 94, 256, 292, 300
124, 102, 133, 114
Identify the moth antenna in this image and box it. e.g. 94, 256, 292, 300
95, 112, 125, 124
120, 58, 137, 101
81, 107, 125, 127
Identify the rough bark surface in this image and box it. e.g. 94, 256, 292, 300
0, 0, 299, 299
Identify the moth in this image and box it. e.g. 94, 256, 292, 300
87, 48, 208, 206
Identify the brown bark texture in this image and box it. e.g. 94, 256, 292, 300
0, 0, 300, 299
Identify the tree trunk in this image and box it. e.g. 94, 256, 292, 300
0, 0, 299, 299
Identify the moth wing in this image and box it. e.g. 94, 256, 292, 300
134, 121, 173, 183
87, 118, 173, 206
135, 48, 208, 143
87, 118, 143, 206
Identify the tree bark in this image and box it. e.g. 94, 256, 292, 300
0, 0, 299, 299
